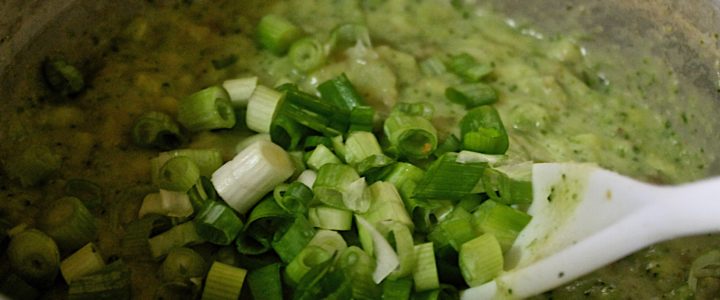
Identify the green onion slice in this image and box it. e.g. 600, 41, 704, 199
194, 201, 244, 246
177, 86, 236, 132
201, 262, 248, 300
384, 112, 438, 159
132, 111, 185, 150
256, 14, 303, 55
159, 247, 207, 283
248, 263, 283, 300
37, 196, 97, 251
459, 233, 503, 287
7, 229, 60, 285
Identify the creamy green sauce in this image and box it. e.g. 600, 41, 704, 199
1, 0, 718, 298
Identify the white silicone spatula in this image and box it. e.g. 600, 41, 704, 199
462, 163, 720, 299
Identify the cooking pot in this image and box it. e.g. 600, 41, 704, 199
1, 0, 719, 298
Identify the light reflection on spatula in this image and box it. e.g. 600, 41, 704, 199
462, 163, 720, 299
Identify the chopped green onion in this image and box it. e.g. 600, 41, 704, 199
7, 229, 60, 285
148, 221, 204, 260
411, 200, 455, 234
256, 14, 303, 55
459, 233, 503, 287
303, 135, 334, 150
383, 223, 416, 279
413, 242, 440, 292
337, 246, 382, 299
308, 205, 353, 231
67, 260, 131, 300
297, 170, 317, 190
393, 102, 435, 120
64, 178, 103, 210
446, 53, 493, 82
246, 85, 285, 133
248, 263, 283, 300
132, 111, 185, 150
138, 190, 194, 219
457, 194, 485, 213
419, 56, 447, 76
61, 243, 105, 284
331, 135, 347, 160
445, 83, 498, 108
318, 73, 366, 113
455, 150, 506, 166
274, 181, 313, 215
313, 164, 369, 213
363, 182, 413, 230
270, 114, 309, 150
460, 105, 509, 154
272, 214, 316, 263
188, 176, 218, 212
157, 156, 201, 192
473, 200, 531, 252
235, 133, 271, 153
483, 162, 533, 204
246, 194, 289, 227
5, 145, 61, 187
349, 105, 376, 132
159, 189, 193, 217
327, 23, 372, 53
151, 149, 223, 185
159, 247, 207, 282
428, 207, 478, 251
239, 197, 290, 255
178, 86, 236, 131
285, 245, 333, 286
292, 251, 336, 299
37, 196, 97, 251
222, 76, 258, 108
194, 201, 244, 245
120, 215, 172, 260
306, 144, 342, 171
212, 246, 241, 266
235, 231, 272, 256
356, 216, 399, 283
463, 128, 506, 155
42, 58, 84, 96
356, 154, 395, 176
382, 278, 413, 300
289, 150, 307, 178
434, 135, 462, 158
278, 85, 348, 136
413, 152, 487, 199
384, 112, 438, 159
201, 261, 248, 300
308, 229, 348, 254
382, 162, 425, 202
212, 140, 295, 214
344, 131, 383, 165
289, 37, 327, 72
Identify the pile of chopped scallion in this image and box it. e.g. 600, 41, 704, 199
2, 14, 536, 300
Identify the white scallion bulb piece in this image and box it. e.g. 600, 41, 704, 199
212, 140, 294, 214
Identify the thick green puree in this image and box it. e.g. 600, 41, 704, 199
1, 0, 717, 298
